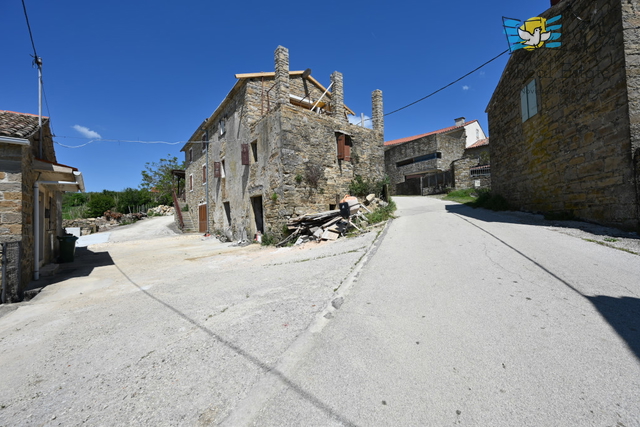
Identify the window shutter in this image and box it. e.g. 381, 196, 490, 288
520, 86, 529, 122
337, 134, 345, 160
527, 80, 538, 118
344, 136, 352, 161
214, 162, 221, 178
241, 144, 250, 165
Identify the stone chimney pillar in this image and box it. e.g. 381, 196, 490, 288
455, 117, 466, 127
372, 89, 384, 135
274, 46, 290, 105
331, 71, 346, 123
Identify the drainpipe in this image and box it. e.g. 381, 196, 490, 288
2, 242, 7, 303
34, 181, 40, 280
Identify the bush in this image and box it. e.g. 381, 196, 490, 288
349, 175, 390, 198
473, 190, 509, 211
365, 198, 397, 224
86, 193, 116, 218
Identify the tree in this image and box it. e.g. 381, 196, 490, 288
140, 155, 185, 206
87, 192, 116, 218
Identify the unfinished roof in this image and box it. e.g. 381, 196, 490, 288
384, 120, 479, 147
235, 70, 356, 116
0, 110, 48, 139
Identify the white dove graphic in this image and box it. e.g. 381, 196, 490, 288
518, 26, 551, 46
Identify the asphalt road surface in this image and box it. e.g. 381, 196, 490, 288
1, 200, 639, 426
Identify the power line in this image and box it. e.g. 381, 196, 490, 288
21, 0, 38, 59
383, 49, 509, 118
55, 49, 510, 147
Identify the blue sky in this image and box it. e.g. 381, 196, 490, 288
3, 0, 550, 192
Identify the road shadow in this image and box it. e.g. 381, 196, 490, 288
27, 247, 115, 291
586, 295, 640, 359
113, 263, 360, 427
448, 210, 640, 361
444, 203, 640, 241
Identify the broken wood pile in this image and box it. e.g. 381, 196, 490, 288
276, 197, 372, 247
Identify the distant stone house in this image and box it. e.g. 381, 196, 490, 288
487, 0, 640, 229
384, 118, 487, 195
179, 46, 385, 240
0, 111, 84, 302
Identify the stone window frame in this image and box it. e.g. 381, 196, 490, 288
521, 78, 539, 122
202, 165, 207, 185
202, 131, 208, 153
219, 117, 226, 136
189, 174, 193, 192
189, 147, 193, 164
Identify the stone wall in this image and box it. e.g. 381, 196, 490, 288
487, 0, 639, 229
183, 48, 384, 240
384, 133, 465, 195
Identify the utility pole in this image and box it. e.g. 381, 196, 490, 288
35, 56, 43, 158
204, 129, 210, 235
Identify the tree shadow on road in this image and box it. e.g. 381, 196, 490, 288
447, 208, 640, 361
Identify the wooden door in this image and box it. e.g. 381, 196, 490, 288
198, 204, 207, 233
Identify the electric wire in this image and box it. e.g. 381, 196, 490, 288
21, 0, 38, 59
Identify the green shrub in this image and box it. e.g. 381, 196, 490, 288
473, 190, 509, 211
87, 193, 116, 217
261, 232, 277, 246
365, 198, 397, 224
349, 175, 390, 198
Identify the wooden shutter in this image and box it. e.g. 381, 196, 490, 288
214, 162, 221, 178
337, 134, 345, 160
241, 144, 250, 165
344, 135, 352, 161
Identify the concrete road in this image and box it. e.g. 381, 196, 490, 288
1, 202, 639, 426
247, 197, 640, 427
0, 216, 382, 426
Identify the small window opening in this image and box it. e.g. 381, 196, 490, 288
251, 140, 258, 162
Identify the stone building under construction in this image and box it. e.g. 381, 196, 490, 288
179, 46, 385, 240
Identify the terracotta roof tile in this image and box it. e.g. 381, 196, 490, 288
384, 120, 479, 146
466, 138, 489, 149
0, 110, 48, 139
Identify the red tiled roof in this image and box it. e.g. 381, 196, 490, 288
466, 138, 489, 149
0, 110, 49, 139
384, 120, 479, 146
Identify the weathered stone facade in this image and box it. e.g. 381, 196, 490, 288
487, 0, 640, 229
181, 46, 384, 240
385, 132, 465, 195
1, 111, 83, 302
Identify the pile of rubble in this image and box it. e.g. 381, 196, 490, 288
147, 205, 175, 216
276, 194, 388, 247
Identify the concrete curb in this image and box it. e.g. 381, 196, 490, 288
218, 220, 392, 426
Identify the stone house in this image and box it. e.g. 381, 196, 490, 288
384, 118, 487, 195
0, 110, 85, 302
487, 0, 640, 230
179, 46, 385, 240
453, 138, 491, 191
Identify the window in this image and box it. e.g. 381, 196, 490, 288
202, 131, 208, 152
250, 140, 258, 162
221, 160, 226, 178
202, 165, 207, 184
521, 79, 538, 122
189, 174, 193, 191
189, 148, 193, 163
214, 162, 221, 178
219, 118, 226, 135
396, 152, 441, 168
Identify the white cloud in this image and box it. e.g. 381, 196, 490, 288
348, 114, 373, 129
463, 85, 470, 91
73, 124, 101, 139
